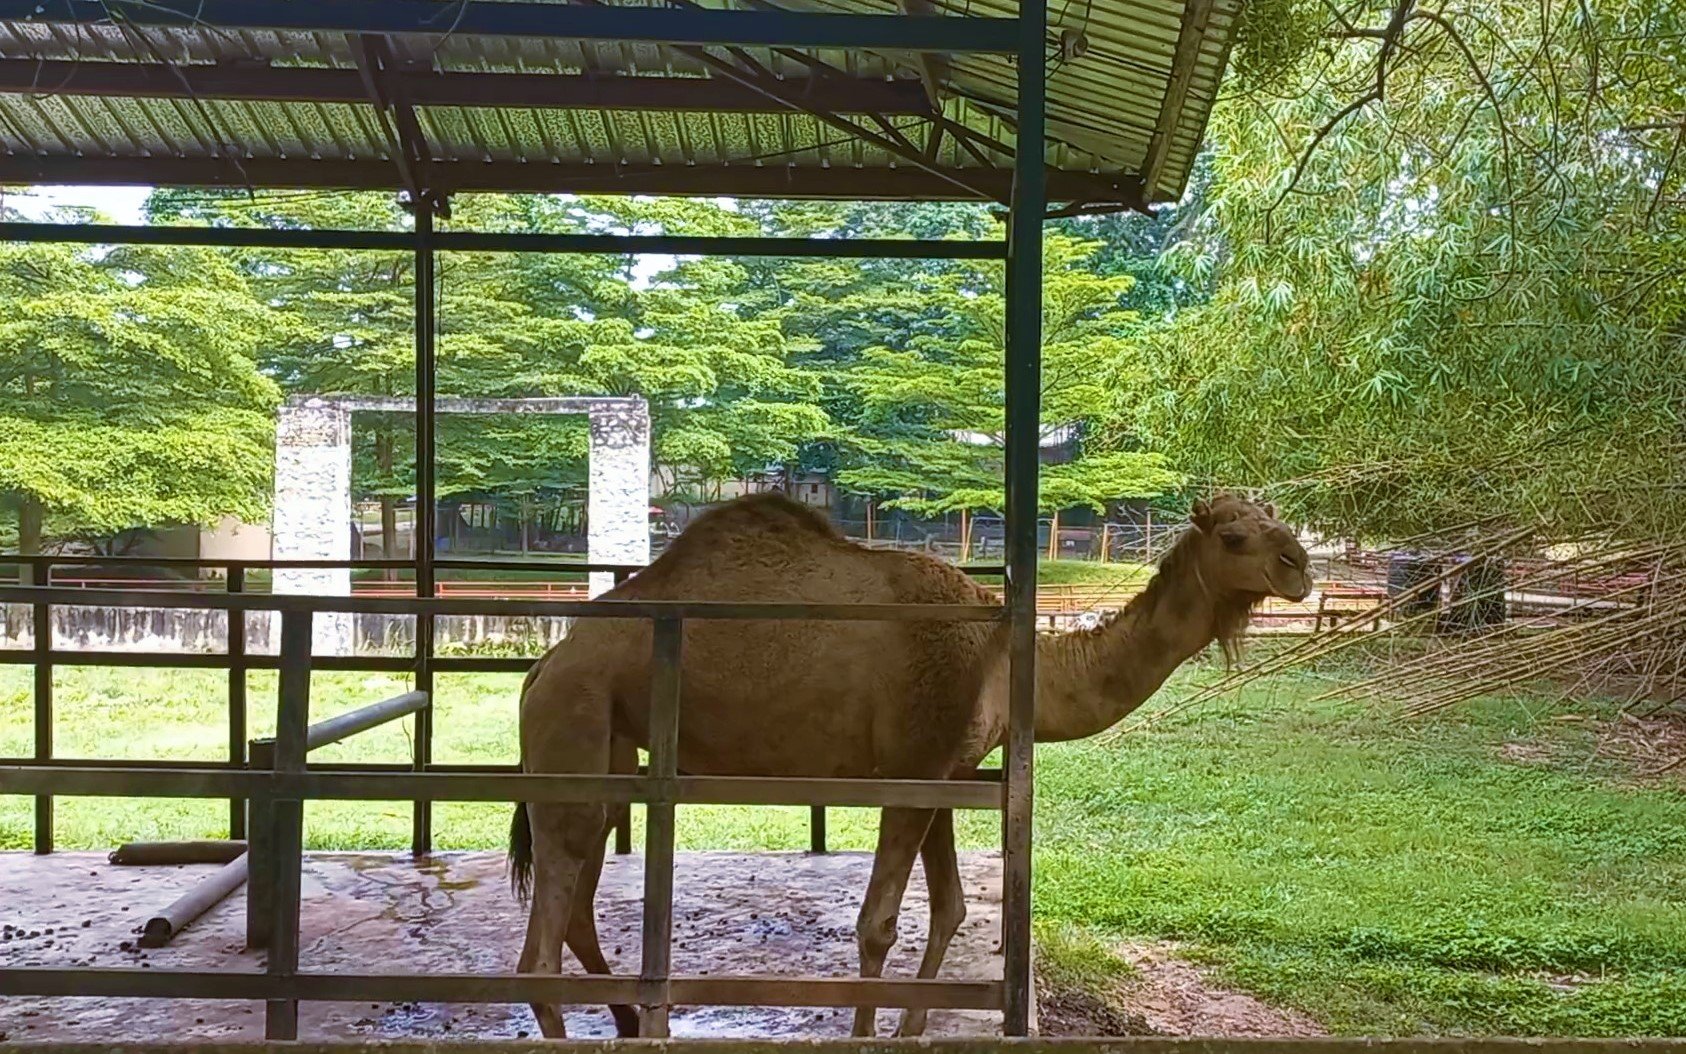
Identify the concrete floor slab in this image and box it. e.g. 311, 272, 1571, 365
0, 850, 1004, 1041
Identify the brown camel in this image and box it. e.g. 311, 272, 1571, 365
509, 491, 1312, 1038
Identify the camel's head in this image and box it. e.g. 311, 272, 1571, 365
1187, 495, 1313, 604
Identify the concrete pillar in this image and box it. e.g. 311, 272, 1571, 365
272, 398, 353, 656
587, 400, 652, 597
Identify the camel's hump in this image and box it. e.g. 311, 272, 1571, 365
675, 492, 844, 543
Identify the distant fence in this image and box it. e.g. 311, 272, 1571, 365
0, 603, 568, 657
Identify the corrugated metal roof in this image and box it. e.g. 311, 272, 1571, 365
0, 0, 1240, 208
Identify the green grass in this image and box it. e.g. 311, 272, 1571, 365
2, 662, 1682, 1036
1036, 559, 1152, 586
1031, 674, 1686, 1036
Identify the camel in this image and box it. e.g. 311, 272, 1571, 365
509, 491, 1312, 1038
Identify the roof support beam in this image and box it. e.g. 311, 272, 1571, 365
0, 61, 934, 116
0, 221, 1009, 258
896, 0, 951, 112
351, 34, 446, 215
1140, 0, 1212, 200
0, 0, 1021, 53
580, 0, 997, 202
687, 0, 1045, 198
350, 36, 431, 211
0, 154, 1135, 203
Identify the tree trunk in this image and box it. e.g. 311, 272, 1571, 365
18, 494, 42, 586
959, 508, 971, 563
1046, 510, 1059, 561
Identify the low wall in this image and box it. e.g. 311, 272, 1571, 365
0, 604, 566, 658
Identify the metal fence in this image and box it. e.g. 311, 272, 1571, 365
0, 580, 1007, 1038
0, 0, 1050, 1035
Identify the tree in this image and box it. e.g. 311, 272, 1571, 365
832, 232, 1183, 516
146, 190, 430, 560
0, 212, 281, 568
1123, 0, 1686, 541
142, 191, 832, 543
1053, 151, 1217, 320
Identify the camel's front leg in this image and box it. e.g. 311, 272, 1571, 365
895, 808, 966, 1037
852, 806, 936, 1037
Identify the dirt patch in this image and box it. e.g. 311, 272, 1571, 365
1592, 711, 1686, 781
1498, 739, 1561, 766
1495, 711, 1686, 783
1037, 940, 1323, 1038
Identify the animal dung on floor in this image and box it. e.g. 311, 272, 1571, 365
0, 850, 1006, 1041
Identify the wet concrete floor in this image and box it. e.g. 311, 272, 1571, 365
0, 850, 1004, 1041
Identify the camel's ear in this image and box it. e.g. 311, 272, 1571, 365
1191, 499, 1214, 533
1263, 502, 1277, 519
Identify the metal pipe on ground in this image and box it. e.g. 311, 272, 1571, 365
243, 691, 433, 764
304, 690, 429, 751
138, 852, 250, 948
109, 840, 249, 866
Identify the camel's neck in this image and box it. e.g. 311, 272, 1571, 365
1030, 564, 1222, 743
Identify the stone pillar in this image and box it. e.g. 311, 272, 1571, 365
272, 398, 353, 656
587, 400, 651, 597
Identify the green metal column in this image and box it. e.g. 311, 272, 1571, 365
31, 562, 51, 854
264, 609, 312, 1039
412, 200, 437, 856
1002, 0, 1047, 1034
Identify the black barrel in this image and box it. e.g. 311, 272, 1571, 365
1387, 551, 1440, 617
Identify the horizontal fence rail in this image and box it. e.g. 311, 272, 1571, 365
0, 767, 1003, 809
0, 968, 1002, 1010
0, 554, 1008, 575
0, 585, 1004, 621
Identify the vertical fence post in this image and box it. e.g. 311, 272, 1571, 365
613, 567, 634, 856
228, 564, 248, 840
32, 560, 52, 855
1002, 0, 1047, 1033
412, 199, 438, 857
808, 805, 827, 855
245, 736, 275, 951
265, 609, 312, 1040
639, 616, 682, 1037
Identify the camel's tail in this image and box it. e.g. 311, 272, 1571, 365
508, 803, 534, 902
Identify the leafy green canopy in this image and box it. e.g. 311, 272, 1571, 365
730, 209, 1183, 514
1125, 0, 1686, 541
0, 224, 280, 547
143, 192, 830, 510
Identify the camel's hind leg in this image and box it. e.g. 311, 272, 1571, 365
564, 735, 640, 1037
517, 682, 614, 1038
517, 801, 605, 1037
851, 806, 936, 1037
895, 808, 966, 1037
